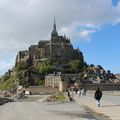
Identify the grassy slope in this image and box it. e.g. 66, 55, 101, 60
0, 74, 17, 91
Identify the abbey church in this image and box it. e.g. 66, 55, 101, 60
16, 19, 84, 66
4, 19, 119, 89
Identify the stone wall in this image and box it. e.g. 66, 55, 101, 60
78, 83, 120, 91
28, 86, 58, 95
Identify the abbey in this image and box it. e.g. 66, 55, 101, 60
16, 19, 84, 66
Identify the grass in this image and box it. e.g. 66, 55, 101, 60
56, 92, 66, 103
0, 74, 16, 91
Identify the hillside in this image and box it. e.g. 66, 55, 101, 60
0, 21, 119, 91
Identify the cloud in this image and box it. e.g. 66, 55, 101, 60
0, 57, 15, 75
0, 61, 13, 69
0, 0, 120, 75
59, 22, 100, 42
80, 29, 96, 41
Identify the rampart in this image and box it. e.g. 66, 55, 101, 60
78, 83, 120, 91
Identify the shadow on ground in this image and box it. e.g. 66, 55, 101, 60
51, 111, 94, 119
102, 104, 120, 107
84, 105, 111, 120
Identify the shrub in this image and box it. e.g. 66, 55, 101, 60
16, 61, 29, 70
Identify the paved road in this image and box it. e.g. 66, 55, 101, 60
0, 95, 96, 120
73, 93, 120, 120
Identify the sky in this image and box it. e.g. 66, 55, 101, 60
0, 0, 120, 76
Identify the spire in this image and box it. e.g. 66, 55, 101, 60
53, 17, 56, 30
51, 17, 58, 38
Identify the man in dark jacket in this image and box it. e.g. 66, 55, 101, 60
94, 87, 102, 107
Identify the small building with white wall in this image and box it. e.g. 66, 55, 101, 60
45, 72, 62, 88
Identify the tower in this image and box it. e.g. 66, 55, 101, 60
51, 17, 58, 38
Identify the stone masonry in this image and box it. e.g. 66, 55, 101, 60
15, 19, 83, 67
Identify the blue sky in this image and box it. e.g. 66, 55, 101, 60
74, 23, 120, 73
0, 0, 120, 75
112, 0, 120, 6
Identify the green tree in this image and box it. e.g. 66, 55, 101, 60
36, 79, 44, 85
69, 60, 84, 73
36, 61, 55, 74
40, 66, 55, 74
17, 61, 29, 70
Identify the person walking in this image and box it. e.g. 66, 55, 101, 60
67, 89, 73, 101
83, 89, 86, 96
94, 87, 102, 107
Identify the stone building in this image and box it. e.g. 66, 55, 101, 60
45, 72, 62, 88
45, 72, 69, 92
16, 19, 83, 66
45, 73, 77, 91
16, 50, 29, 63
